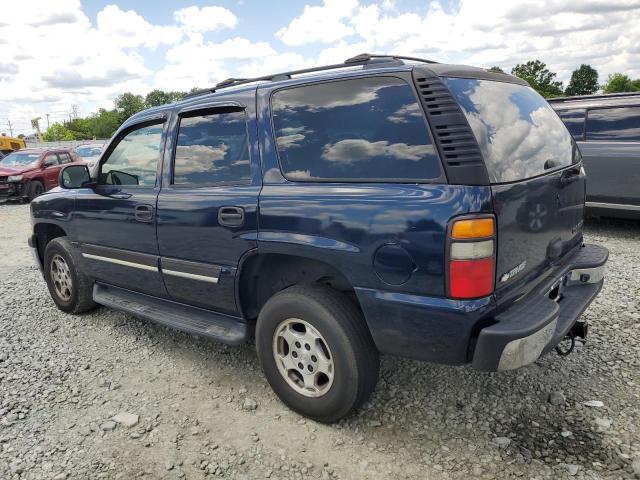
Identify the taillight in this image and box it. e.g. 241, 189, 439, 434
447, 216, 496, 299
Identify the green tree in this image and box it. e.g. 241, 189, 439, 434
43, 122, 74, 141
511, 60, 564, 98
65, 117, 93, 140
114, 92, 146, 122
488, 66, 505, 73
87, 108, 121, 139
602, 73, 640, 93
145, 89, 186, 107
565, 65, 599, 96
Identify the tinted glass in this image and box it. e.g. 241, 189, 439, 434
271, 77, 440, 181
556, 109, 585, 139
100, 123, 163, 187
444, 78, 575, 183
44, 154, 60, 165
586, 107, 640, 141
59, 152, 72, 164
173, 110, 250, 185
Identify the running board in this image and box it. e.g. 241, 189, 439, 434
92, 283, 247, 345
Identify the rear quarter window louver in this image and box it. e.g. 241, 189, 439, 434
413, 74, 489, 185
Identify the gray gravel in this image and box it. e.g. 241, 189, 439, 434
1, 202, 639, 479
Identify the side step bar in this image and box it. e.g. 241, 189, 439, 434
93, 283, 247, 345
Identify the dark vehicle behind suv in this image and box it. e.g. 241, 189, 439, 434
29, 54, 607, 422
550, 92, 640, 218
0, 147, 83, 201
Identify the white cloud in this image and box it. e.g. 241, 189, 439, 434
1, 0, 640, 138
97, 5, 182, 49
173, 6, 238, 33
276, 0, 359, 46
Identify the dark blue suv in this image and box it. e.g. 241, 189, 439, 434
29, 54, 608, 422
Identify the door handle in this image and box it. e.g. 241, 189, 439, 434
218, 206, 244, 227
135, 204, 154, 222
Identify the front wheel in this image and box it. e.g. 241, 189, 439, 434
44, 237, 96, 313
26, 180, 44, 201
256, 285, 379, 423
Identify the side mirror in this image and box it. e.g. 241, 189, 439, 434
59, 164, 93, 189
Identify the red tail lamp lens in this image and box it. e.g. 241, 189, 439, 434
449, 257, 495, 299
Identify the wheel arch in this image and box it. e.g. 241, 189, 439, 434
34, 222, 67, 265
236, 252, 362, 322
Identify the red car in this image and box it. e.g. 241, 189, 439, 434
0, 148, 84, 201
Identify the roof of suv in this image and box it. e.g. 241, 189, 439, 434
125, 53, 528, 126
548, 91, 640, 110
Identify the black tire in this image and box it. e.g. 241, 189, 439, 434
27, 180, 44, 201
256, 284, 379, 423
44, 237, 96, 314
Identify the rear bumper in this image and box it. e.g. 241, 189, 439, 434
472, 244, 608, 371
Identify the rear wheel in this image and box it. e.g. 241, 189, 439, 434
27, 180, 44, 201
44, 237, 96, 313
256, 284, 379, 423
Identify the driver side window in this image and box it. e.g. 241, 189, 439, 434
99, 122, 164, 187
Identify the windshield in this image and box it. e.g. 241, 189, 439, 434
0, 152, 41, 167
76, 146, 102, 157
443, 78, 576, 183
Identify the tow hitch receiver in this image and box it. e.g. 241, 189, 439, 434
555, 321, 588, 356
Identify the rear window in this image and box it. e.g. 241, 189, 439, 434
556, 109, 585, 140
444, 78, 576, 183
586, 107, 640, 141
173, 109, 250, 186
271, 76, 441, 182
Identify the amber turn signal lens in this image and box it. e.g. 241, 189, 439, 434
451, 218, 495, 239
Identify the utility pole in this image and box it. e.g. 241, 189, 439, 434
46, 113, 50, 130
6, 120, 13, 136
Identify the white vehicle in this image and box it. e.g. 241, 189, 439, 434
74, 144, 105, 169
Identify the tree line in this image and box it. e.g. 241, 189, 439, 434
41, 61, 640, 141
43, 89, 192, 141
490, 61, 640, 98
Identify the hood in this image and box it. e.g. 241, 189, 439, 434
0, 165, 38, 175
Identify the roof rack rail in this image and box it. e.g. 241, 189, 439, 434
548, 91, 640, 102
182, 53, 438, 100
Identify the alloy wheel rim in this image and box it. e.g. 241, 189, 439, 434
50, 254, 73, 301
272, 318, 334, 398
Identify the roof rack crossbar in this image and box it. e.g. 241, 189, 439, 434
183, 53, 439, 100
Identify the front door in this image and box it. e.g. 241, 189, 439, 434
42, 153, 62, 190
73, 117, 167, 296
156, 105, 259, 315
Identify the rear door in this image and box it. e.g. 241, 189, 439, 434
580, 106, 640, 207
73, 117, 167, 296
444, 78, 585, 301
156, 99, 260, 315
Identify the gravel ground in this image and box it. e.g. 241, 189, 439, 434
0, 202, 639, 480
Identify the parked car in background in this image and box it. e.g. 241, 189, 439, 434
74, 143, 105, 170
29, 54, 607, 422
0, 147, 83, 201
550, 92, 640, 218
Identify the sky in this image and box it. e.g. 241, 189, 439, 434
1, 0, 640, 136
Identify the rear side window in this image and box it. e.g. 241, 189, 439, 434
556, 109, 585, 139
444, 78, 576, 183
173, 109, 250, 186
58, 152, 72, 164
586, 107, 640, 141
271, 76, 441, 182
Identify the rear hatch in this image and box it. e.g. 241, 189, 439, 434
443, 77, 585, 303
